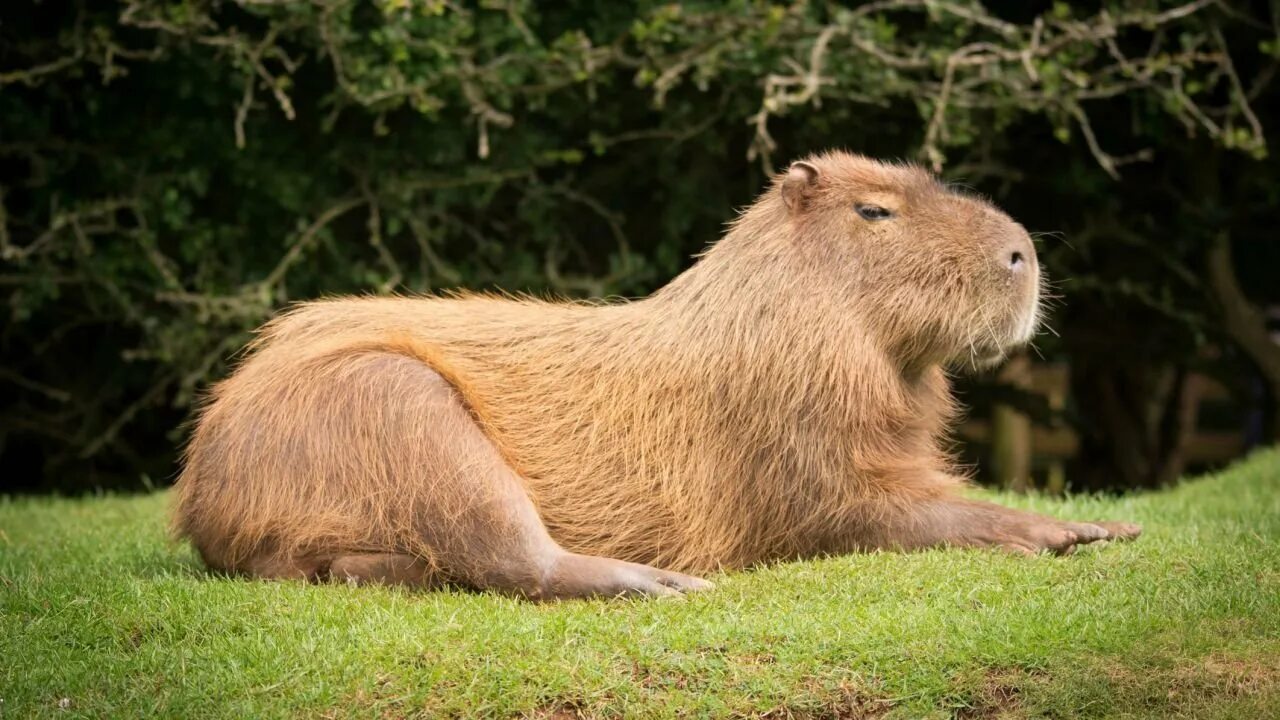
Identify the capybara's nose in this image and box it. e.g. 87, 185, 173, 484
1001, 232, 1035, 276
1009, 249, 1026, 271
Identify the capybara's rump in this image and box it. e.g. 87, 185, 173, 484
175, 349, 479, 576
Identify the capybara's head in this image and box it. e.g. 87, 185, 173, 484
776, 152, 1041, 369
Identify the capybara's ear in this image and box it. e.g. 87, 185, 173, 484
781, 160, 820, 212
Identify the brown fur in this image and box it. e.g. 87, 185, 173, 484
174, 152, 1126, 591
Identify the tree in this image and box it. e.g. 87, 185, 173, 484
1, 0, 1274, 492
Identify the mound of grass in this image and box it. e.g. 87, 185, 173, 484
4, 450, 1279, 719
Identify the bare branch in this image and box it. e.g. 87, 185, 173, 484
258, 197, 366, 290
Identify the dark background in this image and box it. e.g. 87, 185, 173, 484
2, 0, 1278, 494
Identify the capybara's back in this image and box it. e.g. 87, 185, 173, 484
174, 152, 1140, 600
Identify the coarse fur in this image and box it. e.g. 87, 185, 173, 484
175, 152, 1130, 594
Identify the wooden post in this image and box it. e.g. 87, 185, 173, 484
1044, 363, 1067, 494
992, 352, 1033, 492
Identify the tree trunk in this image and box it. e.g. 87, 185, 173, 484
1206, 232, 1280, 444
1068, 347, 1198, 491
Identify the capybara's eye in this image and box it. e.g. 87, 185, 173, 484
855, 204, 894, 221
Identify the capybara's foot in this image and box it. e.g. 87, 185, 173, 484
328, 553, 436, 587
533, 552, 713, 600
1088, 520, 1143, 541
864, 498, 1143, 557
968, 514, 1142, 556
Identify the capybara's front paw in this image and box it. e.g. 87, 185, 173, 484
1088, 520, 1143, 541
534, 552, 713, 601
978, 516, 1142, 556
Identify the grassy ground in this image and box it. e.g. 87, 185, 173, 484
3, 451, 1279, 719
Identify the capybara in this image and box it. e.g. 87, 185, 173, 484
174, 152, 1141, 599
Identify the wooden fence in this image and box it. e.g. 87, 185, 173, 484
959, 359, 1245, 491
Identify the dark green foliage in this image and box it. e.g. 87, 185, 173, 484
1, 1, 1276, 492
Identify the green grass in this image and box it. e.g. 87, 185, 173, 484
4, 451, 1279, 719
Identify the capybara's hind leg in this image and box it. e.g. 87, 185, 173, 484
325, 353, 711, 600
328, 553, 436, 588
244, 554, 326, 581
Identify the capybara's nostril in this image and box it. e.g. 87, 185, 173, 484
1010, 251, 1025, 270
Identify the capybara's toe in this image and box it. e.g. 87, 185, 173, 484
1094, 521, 1143, 541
